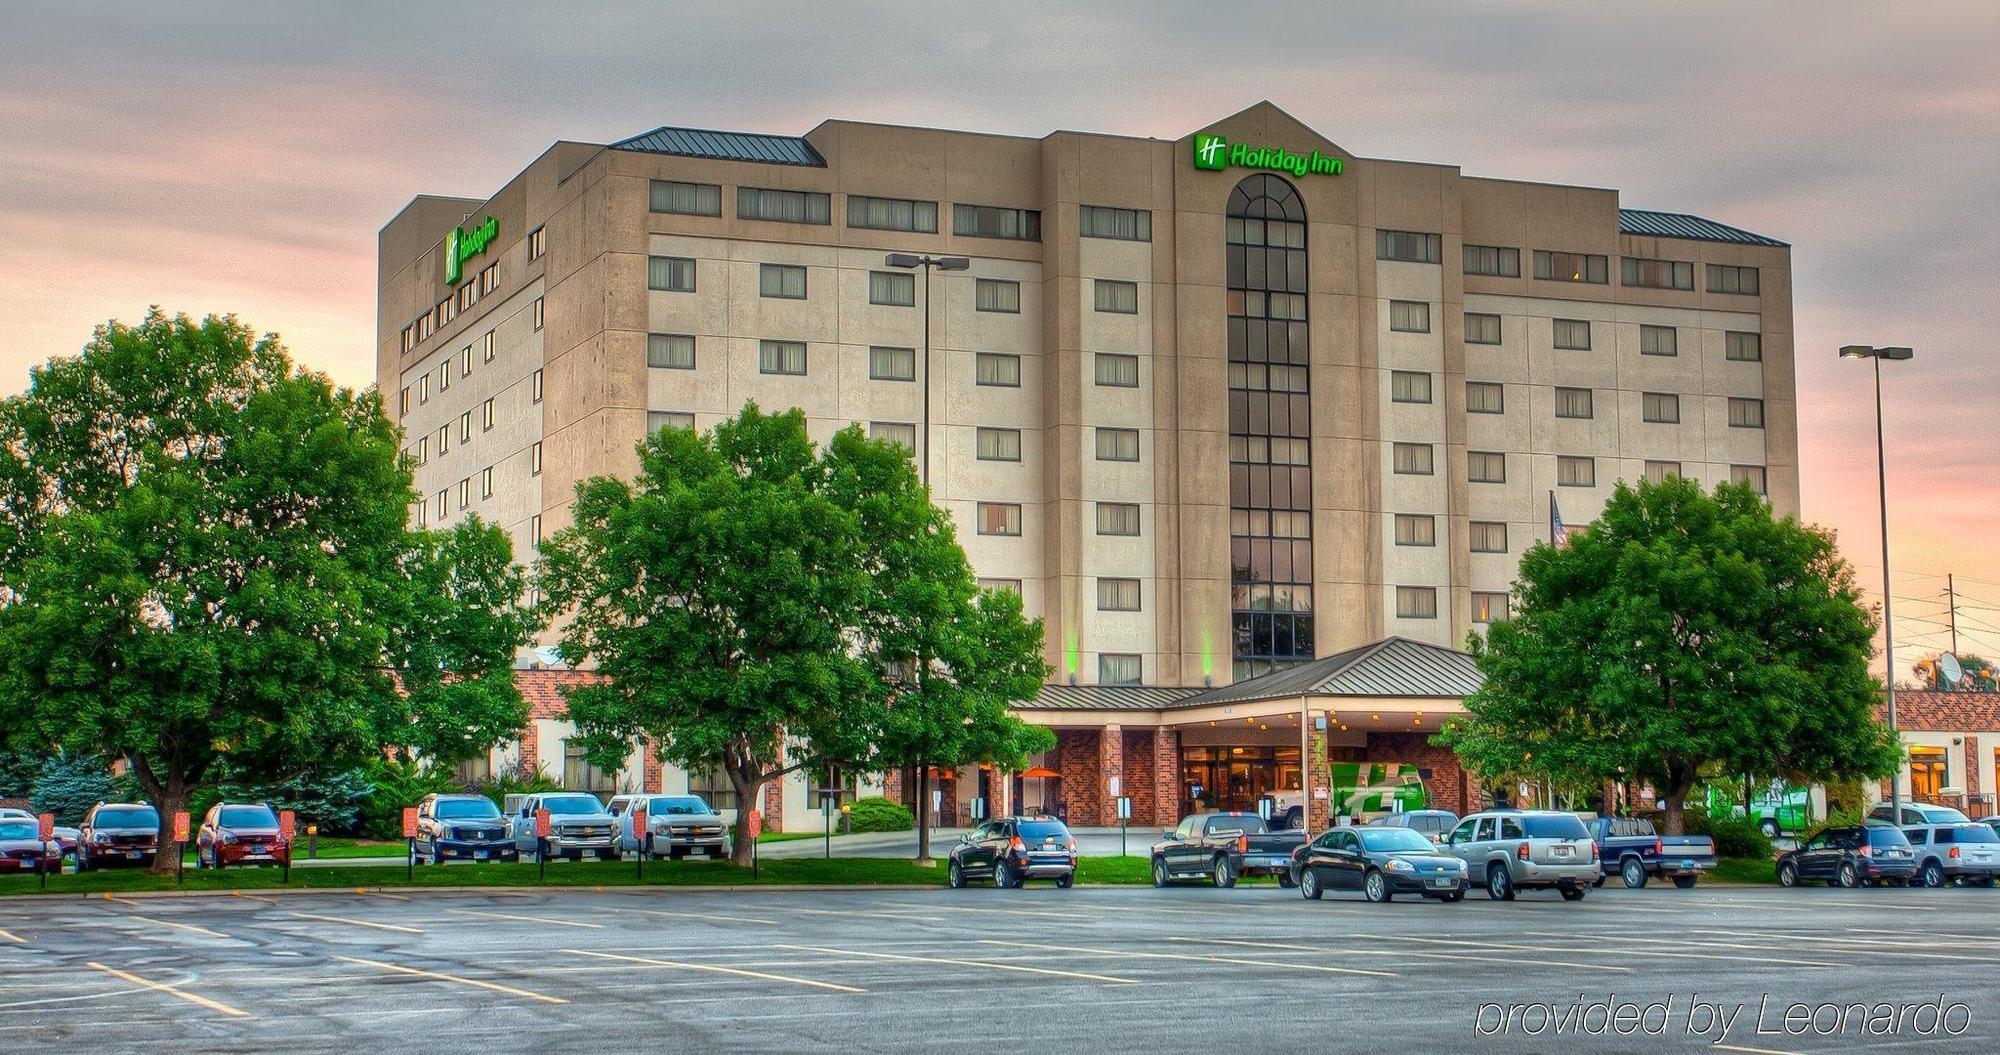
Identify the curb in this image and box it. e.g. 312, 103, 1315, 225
1, 882, 1158, 903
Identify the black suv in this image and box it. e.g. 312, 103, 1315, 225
1776, 824, 1917, 887
77, 803, 161, 871
948, 816, 1077, 889
414, 793, 516, 864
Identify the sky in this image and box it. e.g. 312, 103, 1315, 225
2, 0, 1996, 674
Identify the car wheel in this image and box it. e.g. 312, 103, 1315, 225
1150, 856, 1170, 888
1560, 884, 1588, 901
1777, 860, 1798, 887
1672, 874, 1697, 890
1759, 818, 1781, 839
1276, 868, 1297, 888
1621, 857, 1648, 889
1300, 867, 1323, 900
76, 852, 91, 873
1363, 870, 1391, 903
995, 860, 1018, 889
1918, 861, 1945, 888
948, 860, 965, 888
430, 842, 444, 867
1283, 807, 1304, 831
1837, 861, 1859, 888
1211, 855, 1237, 889
1055, 873, 1074, 889
1487, 865, 1515, 901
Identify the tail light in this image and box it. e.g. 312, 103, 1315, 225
1589, 841, 1599, 861
1654, 838, 1664, 856
1950, 846, 1962, 859
1516, 842, 1530, 860
1238, 835, 1249, 854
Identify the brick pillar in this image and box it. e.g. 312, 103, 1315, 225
516, 726, 540, 778
1964, 735, 1982, 805
1094, 725, 1123, 827
1152, 728, 1180, 827
1056, 729, 1104, 825
1307, 723, 1331, 832
641, 738, 663, 793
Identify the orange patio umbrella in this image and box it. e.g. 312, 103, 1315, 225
1019, 766, 1061, 779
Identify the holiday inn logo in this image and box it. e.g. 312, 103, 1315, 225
444, 215, 500, 286
1190, 133, 1342, 178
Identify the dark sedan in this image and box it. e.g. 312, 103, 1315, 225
1776, 824, 1916, 887
0, 819, 60, 874
1291, 825, 1469, 903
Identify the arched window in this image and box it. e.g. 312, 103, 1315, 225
1225, 175, 1314, 679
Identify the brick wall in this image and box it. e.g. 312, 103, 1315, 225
1151, 728, 1179, 827
1056, 729, 1105, 825
1307, 725, 1331, 832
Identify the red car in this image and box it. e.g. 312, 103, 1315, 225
195, 803, 290, 869
0, 818, 60, 873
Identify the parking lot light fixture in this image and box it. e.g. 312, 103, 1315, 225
1840, 342, 1914, 823
882, 253, 970, 487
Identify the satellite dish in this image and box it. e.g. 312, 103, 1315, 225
534, 645, 566, 669
1940, 652, 1965, 688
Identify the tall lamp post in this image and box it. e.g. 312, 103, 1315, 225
884, 253, 968, 486
1841, 344, 1914, 821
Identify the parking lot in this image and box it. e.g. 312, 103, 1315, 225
2, 883, 1994, 1053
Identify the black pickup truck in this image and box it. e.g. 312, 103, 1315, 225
1150, 812, 1308, 888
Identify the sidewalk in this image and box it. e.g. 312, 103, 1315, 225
757, 825, 1150, 860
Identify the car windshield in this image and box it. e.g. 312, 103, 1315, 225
1522, 815, 1590, 840
541, 796, 603, 815
0, 822, 36, 839
218, 806, 277, 828
435, 799, 501, 820
652, 797, 711, 815
1208, 815, 1267, 834
1867, 827, 1913, 847
96, 807, 158, 828
1920, 806, 1971, 823
1359, 828, 1437, 853
1605, 818, 1655, 838
1018, 821, 1069, 842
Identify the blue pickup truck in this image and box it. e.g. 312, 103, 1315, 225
1588, 816, 1716, 889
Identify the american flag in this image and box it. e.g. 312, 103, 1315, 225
1549, 491, 1571, 548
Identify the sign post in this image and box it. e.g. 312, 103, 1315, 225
36, 813, 53, 891
172, 811, 189, 885
278, 810, 297, 884
747, 810, 762, 881
631, 802, 648, 882
402, 807, 419, 882
534, 807, 551, 882
1115, 796, 1133, 857
817, 789, 839, 859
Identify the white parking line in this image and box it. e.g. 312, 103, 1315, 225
333, 955, 566, 1004
621, 907, 779, 927
790, 907, 949, 923
446, 909, 602, 929
776, 943, 1138, 984
981, 939, 1398, 977
288, 912, 424, 935
1367, 933, 1845, 968
0, 930, 23, 945
558, 949, 865, 994
85, 962, 248, 1018
121, 915, 230, 939
875, 901, 1092, 920
1165, 936, 1631, 973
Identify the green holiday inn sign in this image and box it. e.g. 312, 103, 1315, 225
1192, 133, 1342, 178
444, 216, 500, 285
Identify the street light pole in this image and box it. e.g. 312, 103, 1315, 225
1841, 344, 1914, 821
884, 253, 968, 488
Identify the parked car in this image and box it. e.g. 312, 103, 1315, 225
947, 816, 1077, 889
1869, 802, 1970, 826
1707, 780, 1813, 838
414, 793, 516, 864
1365, 809, 1459, 844
1902, 822, 2000, 887
0, 808, 78, 863
77, 802, 161, 871
194, 803, 289, 869
1587, 816, 1716, 889
1444, 809, 1598, 900
1775, 824, 1917, 887
507, 792, 620, 861
0, 818, 59, 874
1150, 811, 1308, 888
1292, 824, 1468, 902
608, 794, 730, 860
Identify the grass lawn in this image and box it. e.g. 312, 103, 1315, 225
755, 831, 835, 844
1708, 856, 1780, 884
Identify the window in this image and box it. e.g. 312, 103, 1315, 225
1731, 464, 1768, 494
481, 398, 494, 431
1093, 279, 1139, 314
1640, 324, 1678, 356
759, 340, 807, 376
975, 278, 1021, 313
1389, 301, 1431, 333
977, 578, 1022, 595
1726, 331, 1762, 362
647, 411, 694, 433
479, 263, 499, 296
1708, 264, 1760, 295
976, 502, 1021, 536
436, 424, 449, 455
1558, 455, 1596, 487
482, 331, 495, 363
1394, 514, 1435, 547
460, 345, 473, 377
868, 346, 916, 381
458, 411, 471, 443
532, 296, 544, 331
458, 477, 470, 508
648, 255, 695, 292
1642, 391, 1680, 423
1472, 591, 1510, 623
1098, 654, 1142, 686
1462, 244, 1520, 277
1079, 205, 1151, 241
1553, 318, 1592, 350
1645, 460, 1681, 484
649, 180, 722, 216
1465, 312, 1502, 345
1554, 387, 1593, 419
527, 225, 545, 262
1094, 353, 1139, 388
416, 436, 428, 465
1469, 451, 1507, 483
530, 513, 541, 543
847, 194, 938, 233
869, 421, 916, 449
1621, 256, 1694, 290
481, 466, 493, 498
530, 442, 542, 475
531, 369, 543, 404
1376, 230, 1442, 264
416, 312, 433, 341
418, 374, 428, 405
434, 489, 447, 519
1095, 427, 1139, 462
1097, 577, 1141, 611
1469, 521, 1508, 553
1235, 289, 1306, 320
1096, 502, 1140, 536
759, 263, 807, 299
953, 204, 1041, 241
647, 333, 695, 369
1727, 397, 1766, 428
1390, 370, 1432, 404
400, 326, 414, 353
563, 742, 618, 794
1466, 381, 1505, 414
1534, 250, 1608, 284
437, 362, 451, 394
975, 352, 1020, 387
398, 387, 409, 416
1392, 442, 1434, 475
1396, 586, 1438, 619
868, 270, 915, 306
736, 186, 830, 224
976, 427, 1021, 462
689, 763, 737, 812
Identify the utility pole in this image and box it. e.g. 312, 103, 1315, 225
1946, 573, 1959, 656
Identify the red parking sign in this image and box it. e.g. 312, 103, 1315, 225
534, 807, 552, 839
746, 809, 762, 840
401, 807, 419, 839
631, 804, 648, 848
279, 810, 297, 841
36, 813, 53, 842
172, 811, 190, 842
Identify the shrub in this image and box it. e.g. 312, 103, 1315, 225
465, 770, 563, 812
29, 753, 115, 824
847, 796, 915, 833
1805, 809, 1866, 841
1683, 808, 1775, 859
357, 758, 465, 840
192, 767, 376, 835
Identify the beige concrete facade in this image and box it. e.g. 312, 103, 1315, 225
378, 101, 1798, 698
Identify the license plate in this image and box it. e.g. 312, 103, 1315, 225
125, 851, 142, 860
251, 845, 265, 854
1431, 877, 1456, 888
1553, 846, 1571, 857
474, 850, 488, 860
1681, 859, 1696, 869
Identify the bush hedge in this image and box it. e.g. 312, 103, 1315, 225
1683, 808, 1775, 859
847, 796, 915, 833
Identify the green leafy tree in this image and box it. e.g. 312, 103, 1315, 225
1437, 477, 1899, 834
0, 311, 538, 871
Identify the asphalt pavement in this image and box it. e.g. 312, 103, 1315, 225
2, 880, 1994, 1052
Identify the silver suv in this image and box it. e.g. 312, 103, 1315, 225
507, 792, 621, 862
1903, 822, 2000, 887
1444, 809, 1598, 901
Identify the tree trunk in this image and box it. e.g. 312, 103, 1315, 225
1660, 771, 1697, 836
133, 761, 190, 876
913, 763, 933, 866
727, 766, 763, 868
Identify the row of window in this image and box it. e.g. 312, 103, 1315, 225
1392, 373, 1766, 428
1409, 448, 1767, 493
1389, 231, 1764, 296
1434, 309, 1764, 361
643, 333, 1143, 391
650, 178, 1151, 246
1392, 585, 1512, 624
968, 426, 1140, 463
650, 255, 1134, 316
397, 296, 546, 419
401, 262, 503, 353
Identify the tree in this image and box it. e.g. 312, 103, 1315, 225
1436, 476, 1900, 834
0, 310, 538, 871
540, 406, 1050, 865
1914, 652, 1998, 692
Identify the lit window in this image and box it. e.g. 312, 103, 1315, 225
1472, 591, 1510, 623
458, 411, 471, 443
527, 225, 546, 262
481, 398, 494, 431
482, 331, 495, 362
1534, 250, 1608, 284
